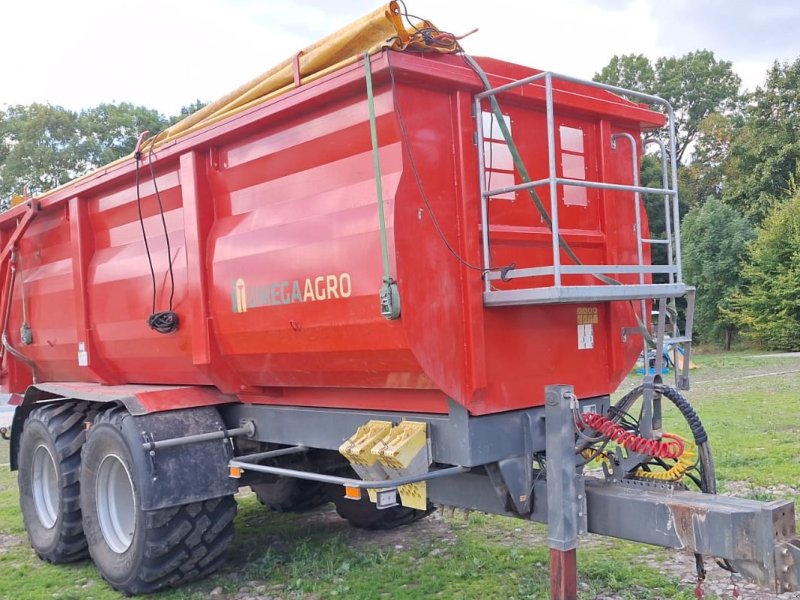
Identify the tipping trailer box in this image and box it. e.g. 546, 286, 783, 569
0, 50, 660, 416
6, 6, 800, 597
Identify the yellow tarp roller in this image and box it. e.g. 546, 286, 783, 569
149, 1, 453, 149
14, 2, 457, 206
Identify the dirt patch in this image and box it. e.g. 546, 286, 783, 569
641, 550, 800, 600
723, 480, 800, 500
0, 533, 24, 554
275, 503, 456, 552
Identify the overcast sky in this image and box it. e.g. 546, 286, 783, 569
3, 0, 798, 115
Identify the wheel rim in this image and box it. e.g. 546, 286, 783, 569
32, 444, 59, 529
96, 454, 136, 554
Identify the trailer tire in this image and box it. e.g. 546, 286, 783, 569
17, 401, 94, 563
80, 407, 236, 595
331, 493, 434, 530
252, 477, 329, 513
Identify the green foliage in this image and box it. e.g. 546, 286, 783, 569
654, 50, 741, 164
595, 53, 655, 92
726, 191, 800, 350
680, 112, 738, 205
80, 103, 169, 167
595, 50, 741, 165
0, 101, 200, 209
0, 104, 85, 201
170, 100, 209, 125
681, 198, 754, 347
723, 58, 800, 222
640, 154, 690, 275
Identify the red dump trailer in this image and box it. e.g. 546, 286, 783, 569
0, 52, 654, 415
4, 4, 800, 597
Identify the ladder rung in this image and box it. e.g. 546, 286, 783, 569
642, 238, 669, 245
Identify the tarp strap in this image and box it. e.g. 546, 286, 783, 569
365, 51, 393, 284
365, 52, 401, 320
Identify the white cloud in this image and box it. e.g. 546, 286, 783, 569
1, 0, 795, 113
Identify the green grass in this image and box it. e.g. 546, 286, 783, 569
678, 352, 800, 492
1, 351, 799, 599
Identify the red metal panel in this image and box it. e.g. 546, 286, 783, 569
0, 51, 664, 417
17, 205, 78, 381
180, 150, 248, 394
68, 196, 123, 384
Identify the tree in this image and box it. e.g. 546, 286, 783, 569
681, 197, 753, 349
0, 104, 84, 202
595, 54, 655, 92
725, 191, 800, 351
595, 50, 741, 165
79, 103, 169, 167
722, 58, 800, 223
680, 112, 738, 206
0, 102, 182, 209
654, 50, 741, 164
171, 100, 208, 125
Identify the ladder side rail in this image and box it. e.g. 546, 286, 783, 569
644, 138, 675, 285
544, 73, 562, 287
475, 95, 492, 294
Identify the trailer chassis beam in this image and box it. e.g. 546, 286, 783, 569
583, 479, 798, 594
428, 471, 800, 593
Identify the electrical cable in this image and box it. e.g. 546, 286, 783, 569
146, 132, 179, 333
395, 0, 463, 52
147, 132, 177, 311
580, 411, 685, 459
578, 384, 735, 574
387, 54, 514, 277
134, 137, 179, 335
134, 154, 158, 316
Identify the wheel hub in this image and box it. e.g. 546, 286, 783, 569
96, 454, 136, 553
31, 444, 59, 529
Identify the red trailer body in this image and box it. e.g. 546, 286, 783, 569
8, 20, 800, 598
0, 51, 661, 416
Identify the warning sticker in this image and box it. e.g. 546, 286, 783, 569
578, 324, 594, 350
577, 306, 598, 325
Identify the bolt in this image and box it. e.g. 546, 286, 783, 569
578, 512, 583, 517
782, 548, 789, 556
783, 566, 789, 573
577, 494, 583, 500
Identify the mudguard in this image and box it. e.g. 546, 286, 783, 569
118, 406, 238, 510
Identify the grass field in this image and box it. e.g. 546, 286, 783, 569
1, 351, 798, 599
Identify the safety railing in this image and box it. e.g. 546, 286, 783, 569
475, 71, 686, 306
475, 71, 696, 388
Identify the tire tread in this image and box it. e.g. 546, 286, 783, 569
86, 408, 236, 595
22, 401, 94, 563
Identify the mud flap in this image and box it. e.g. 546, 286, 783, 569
120, 406, 238, 510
